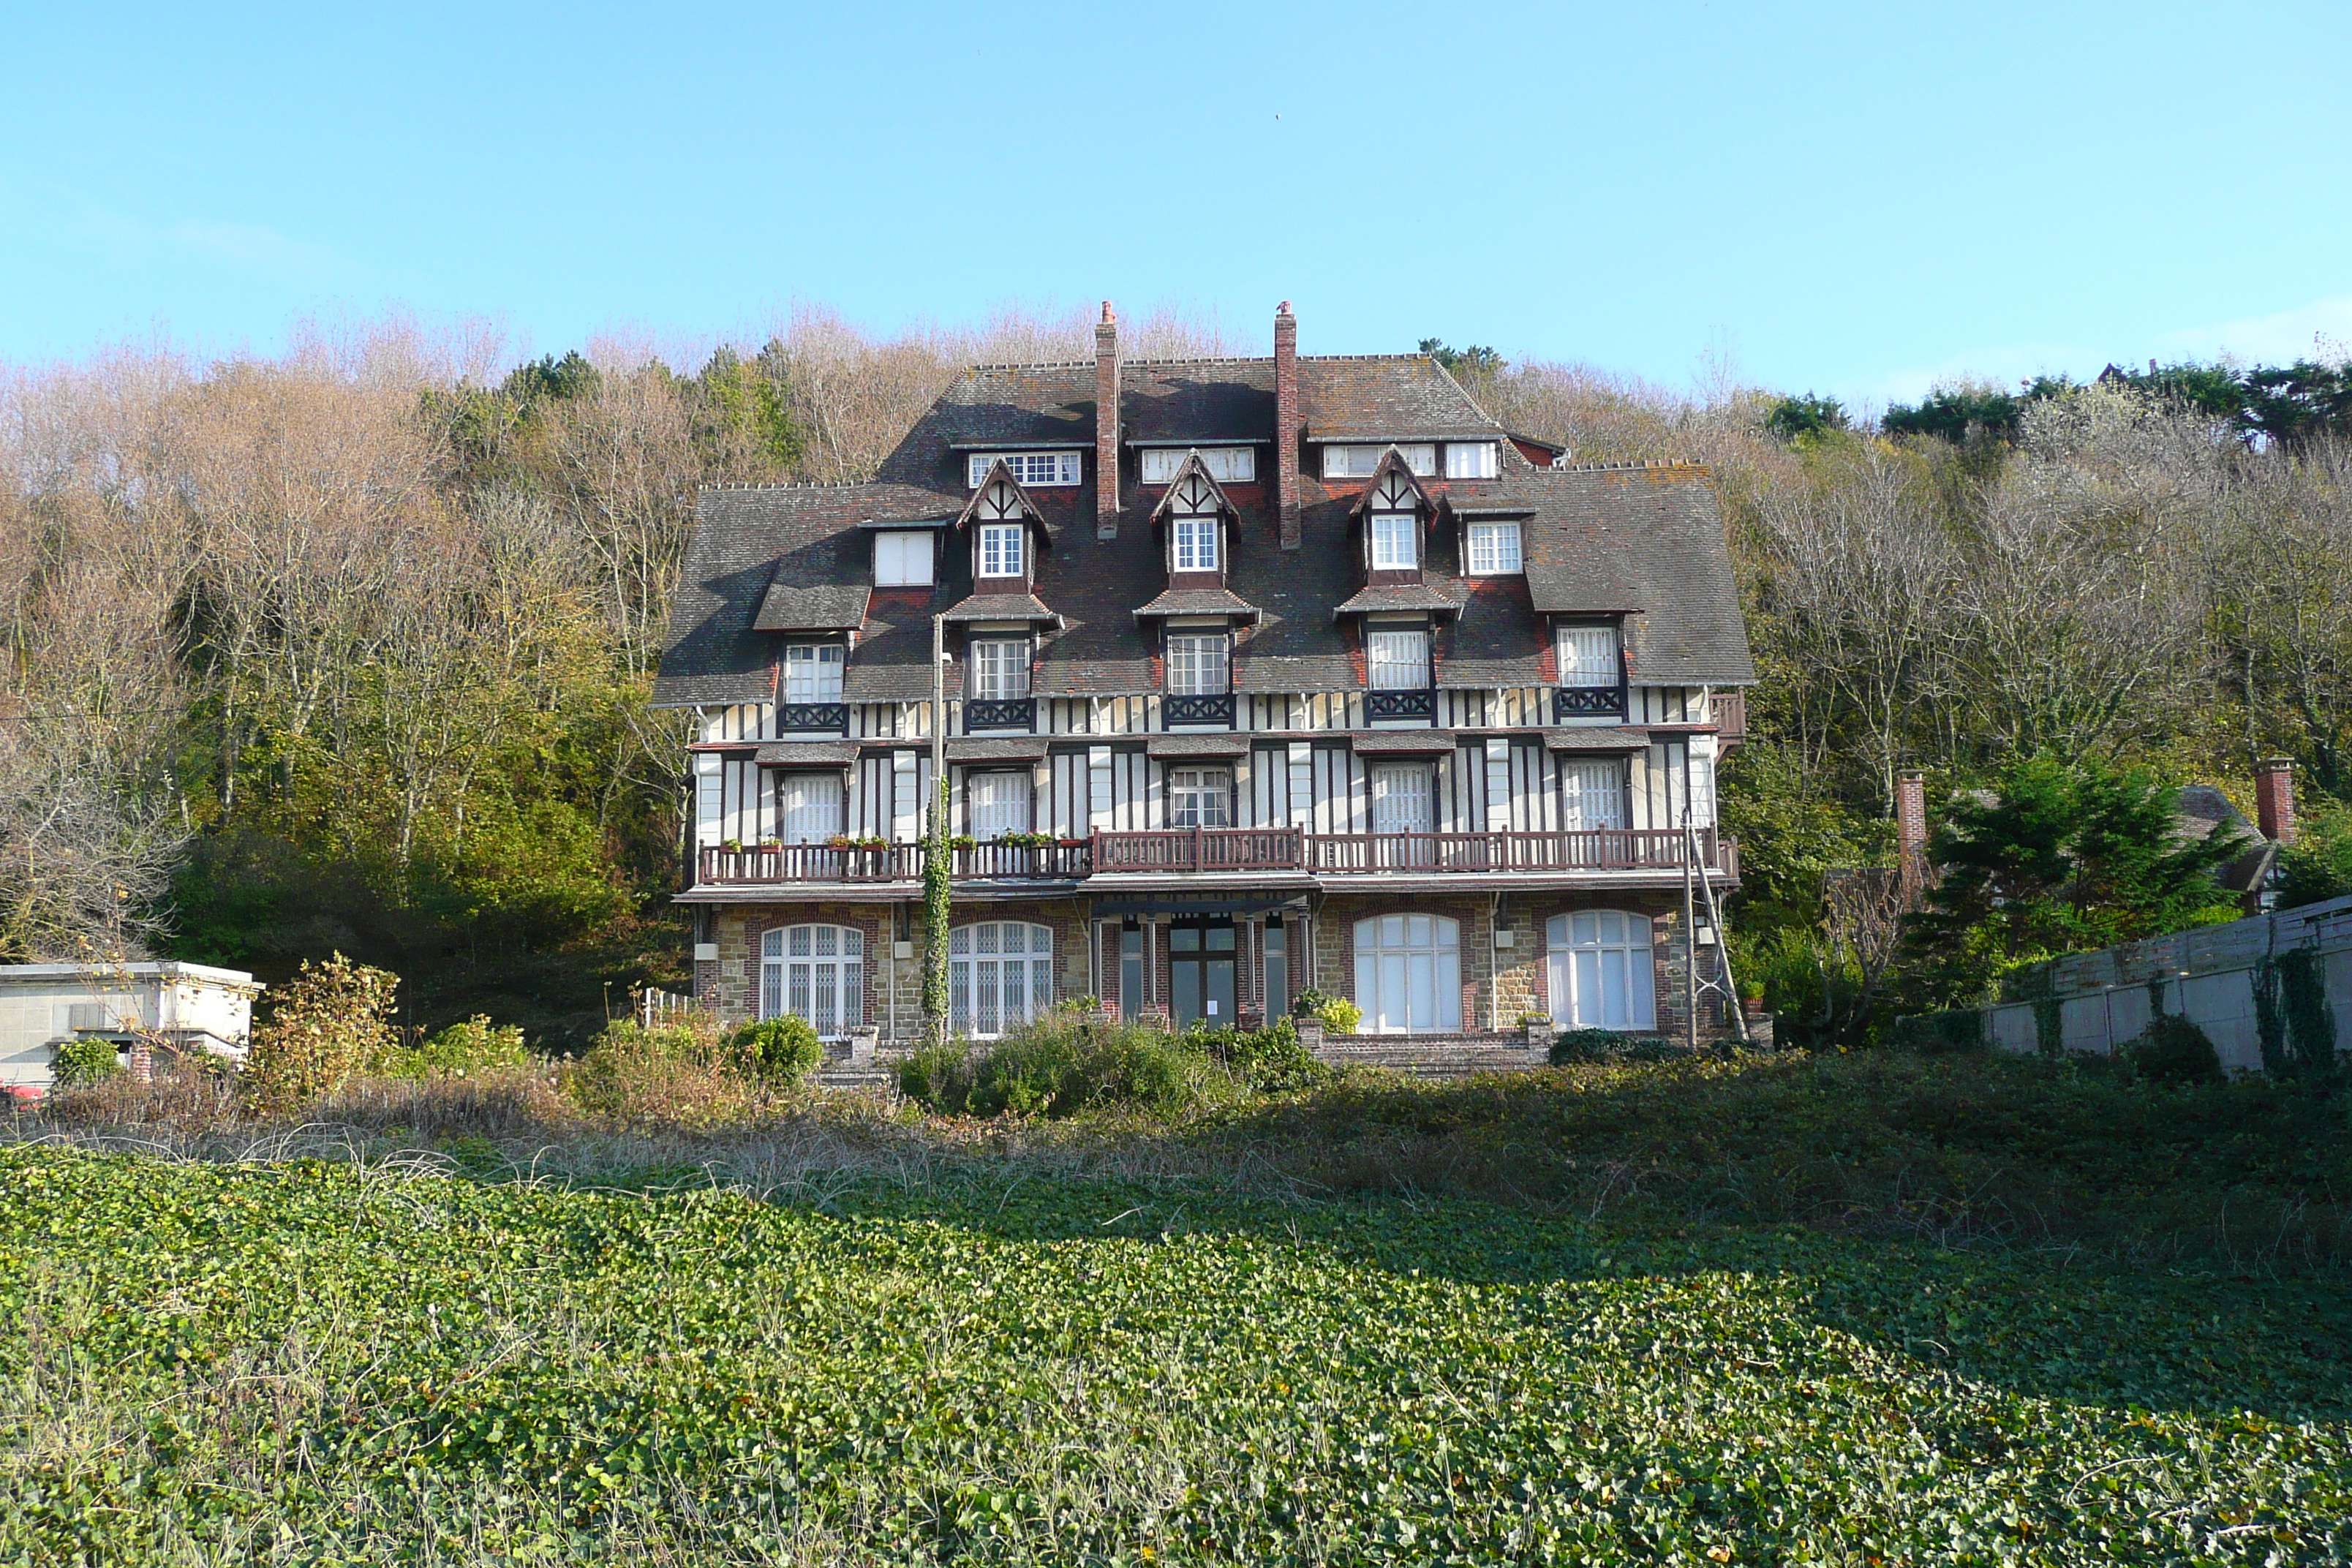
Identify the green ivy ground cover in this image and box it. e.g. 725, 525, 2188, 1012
1, 1144, 2347, 1565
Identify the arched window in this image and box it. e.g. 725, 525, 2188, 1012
761, 924, 865, 1037
1546, 911, 1655, 1031
1353, 913, 1461, 1033
950, 921, 1055, 1038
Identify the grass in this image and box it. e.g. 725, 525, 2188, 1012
2, 1049, 2348, 1564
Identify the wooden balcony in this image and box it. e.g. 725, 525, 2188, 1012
696, 828, 1734, 886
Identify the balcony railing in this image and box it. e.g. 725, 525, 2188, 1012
774, 701, 849, 734
1365, 687, 1436, 722
695, 828, 1734, 884
964, 696, 1036, 731
1554, 685, 1627, 720
1711, 688, 1747, 739
1163, 692, 1236, 727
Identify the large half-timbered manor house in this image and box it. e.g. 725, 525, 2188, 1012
655, 304, 1754, 1051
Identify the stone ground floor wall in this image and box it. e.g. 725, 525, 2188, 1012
694, 886, 1734, 1043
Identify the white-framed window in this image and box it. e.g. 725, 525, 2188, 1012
1547, 911, 1656, 1031
1354, 913, 1461, 1033
968, 770, 1033, 839
1166, 633, 1230, 696
1171, 514, 1219, 573
1370, 511, 1418, 570
761, 924, 865, 1037
874, 531, 933, 587
1366, 629, 1429, 690
782, 643, 845, 703
1561, 758, 1627, 831
1324, 443, 1436, 478
966, 452, 1081, 489
776, 772, 845, 844
1557, 624, 1621, 688
1139, 448, 1256, 483
950, 921, 1055, 1038
1371, 765, 1433, 835
1445, 442, 1499, 479
970, 638, 1030, 700
978, 524, 1025, 578
1465, 521, 1522, 575
1169, 767, 1232, 828
1688, 751, 1716, 829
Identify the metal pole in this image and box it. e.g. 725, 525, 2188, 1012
1681, 807, 1698, 1054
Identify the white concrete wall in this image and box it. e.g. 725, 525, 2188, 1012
1985, 951, 2347, 1076
0, 965, 257, 1090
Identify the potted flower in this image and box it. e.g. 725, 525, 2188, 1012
720, 837, 742, 855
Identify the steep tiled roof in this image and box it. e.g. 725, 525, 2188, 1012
1135, 587, 1262, 621
1297, 357, 1501, 442
942, 592, 1060, 624
753, 581, 869, 631
1334, 584, 1464, 617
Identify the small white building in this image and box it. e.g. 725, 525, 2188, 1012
0, 962, 263, 1091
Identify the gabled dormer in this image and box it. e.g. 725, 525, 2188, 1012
1349, 448, 1436, 587
1148, 451, 1240, 591
956, 459, 1052, 595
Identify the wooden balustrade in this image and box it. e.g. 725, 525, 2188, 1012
697, 828, 1733, 885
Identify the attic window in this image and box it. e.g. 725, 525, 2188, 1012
978, 524, 1025, 579
1370, 511, 1418, 570
874, 531, 932, 587
966, 452, 1080, 489
1465, 521, 1521, 575
1172, 516, 1218, 573
1324, 443, 1436, 480
1445, 442, 1499, 479
1557, 624, 1621, 688
783, 644, 845, 703
1139, 448, 1256, 483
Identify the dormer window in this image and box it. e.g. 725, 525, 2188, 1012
1166, 633, 1230, 696
1325, 443, 1435, 479
966, 452, 1079, 489
1557, 624, 1621, 688
978, 524, 1025, 578
1370, 511, 1418, 570
1141, 448, 1255, 483
782, 644, 845, 703
1172, 515, 1218, 573
1465, 521, 1522, 575
1444, 442, 1499, 479
874, 530, 933, 587
970, 638, 1030, 700
1368, 628, 1431, 690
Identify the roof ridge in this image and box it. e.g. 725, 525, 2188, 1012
963, 360, 1095, 372
1550, 458, 1707, 474
700, 479, 892, 492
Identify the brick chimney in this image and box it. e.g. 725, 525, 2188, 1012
1274, 301, 1301, 550
2255, 758, 2296, 845
1895, 770, 1928, 899
1095, 301, 1120, 540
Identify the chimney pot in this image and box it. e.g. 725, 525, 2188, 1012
1096, 303, 1120, 540
2255, 758, 2296, 845
1274, 302, 1301, 550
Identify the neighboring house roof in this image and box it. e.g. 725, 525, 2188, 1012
655, 349, 1755, 709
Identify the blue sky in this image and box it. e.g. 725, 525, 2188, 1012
5, 0, 2349, 407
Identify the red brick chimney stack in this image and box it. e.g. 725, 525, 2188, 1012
2255, 758, 2296, 845
1895, 769, 1928, 899
1274, 301, 1301, 551
1095, 301, 1120, 540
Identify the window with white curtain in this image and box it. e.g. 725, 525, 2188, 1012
1560, 758, 1627, 831
1140, 448, 1255, 483
782, 644, 845, 703
1366, 629, 1429, 690
873, 531, 933, 586
1370, 511, 1418, 569
1371, 765, 1432, 834
1688, 751, 1716, 828
1444, 442, 1499, 479
1324, 444, 1436, 478
1557, 624, 1621, 687
968, 771, 1033, 839
950, 921, 1055, 1038
1172, 516, 1218, 572
1166, 633, 1229, 696
1353, 913, 1461, 1033
1465, 521, 1522, 575
969, 640, 1030, 699
776, 773, 845, 844
966, 452, 1081, 488
1168, 767, 1231, 827
978, 524, 1025, 578
1547, 911, 1656, 1031
761, 924, 865, 1037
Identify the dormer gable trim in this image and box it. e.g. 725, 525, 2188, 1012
954, 459, 1053, 541
1344, 448, 1436, 523
1146, 451, 1241, 524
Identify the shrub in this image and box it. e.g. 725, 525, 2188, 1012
2131, 1013, 2224, 1085
1293, 989, 1361, 1036
1183, 1017, 1332, 1096
729, 1015, 824, 1084
376, 1016, 530, 1079
899, 1010, 1229, 1119
1549, 1027, 1632, 1065
243, 953, 399, 1111
50, 1035, 121, 1087
564, 1017, 763, 1125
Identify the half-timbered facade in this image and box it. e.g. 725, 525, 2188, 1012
654, 303, 1755, 1049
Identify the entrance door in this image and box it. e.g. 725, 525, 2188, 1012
1169, 919, 1237, 1027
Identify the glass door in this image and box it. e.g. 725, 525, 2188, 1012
1168, 919, 1237, 1027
